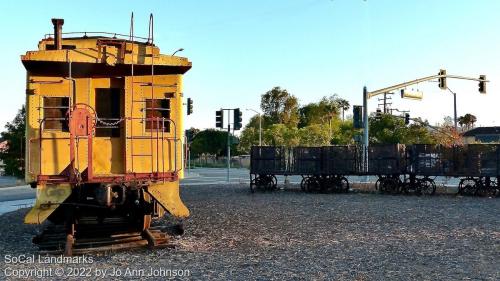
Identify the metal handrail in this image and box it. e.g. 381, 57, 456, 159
44, 31, 150, 41
125, 116, 179, 174
30, 116, 180, 178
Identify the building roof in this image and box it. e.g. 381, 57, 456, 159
462, 126, 500, 137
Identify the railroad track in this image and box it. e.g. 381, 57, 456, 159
33, 217, 176, 255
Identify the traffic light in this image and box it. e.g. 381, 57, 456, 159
216, 110, 224, 128
187, 98, 193, 115
234, 108, 243, 130
353, 105, 363, 129
479, 75, 486, 94
185, 130, 193, 142
376, 108, 382, 118
404, 113, 410, 125
438, 69, 447, 90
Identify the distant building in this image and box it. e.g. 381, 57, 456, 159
462, 127, 500, 144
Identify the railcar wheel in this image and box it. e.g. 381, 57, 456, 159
378, 178, 386, 193
475, 179, 496, 197
384, 178, 401, 195
305, 177, 320, 192
458, 178, 477, 196
420, 178, 436, 196
250, 177, 256, 193
339, 177, 349, 193
271, 175, 278, 190
300, 177, 307, 192
375, 177, 382, 191
476, 185, 496, 197
254, 175, 262, 190
318, 177, 329, 193
400, 180, 411, 195
263, 175, 274, 191
255, 175, 271, 191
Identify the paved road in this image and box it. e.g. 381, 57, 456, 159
0, 168, 461, 215
0, 176, 20, 187
0, 168, 254, 215
0, 168, 252, 203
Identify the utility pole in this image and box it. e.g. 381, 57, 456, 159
378, 92, 393, 113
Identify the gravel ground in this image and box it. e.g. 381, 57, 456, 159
0, 184, 499, 280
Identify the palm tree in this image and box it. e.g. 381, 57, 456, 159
336, 98, 350, 121
458, 113, 477, 130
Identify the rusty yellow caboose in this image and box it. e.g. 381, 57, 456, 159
22, 18, 191, 232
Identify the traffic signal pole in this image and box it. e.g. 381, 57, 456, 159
227, 123, 231, 182
216, 108, 243, 182
367, 73, 487, 98
362, 71, 488, 176
362, 86, 369, 174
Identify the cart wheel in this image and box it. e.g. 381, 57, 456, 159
458, 179, 466, 195
459, 178, 477, 196
339, 176, 349, 193
255, 175, 267, 191
272, 175, 278, 190
475, 180, 496, 197
378, 178, 386, 193
265, 175, 274, 191
385, 178, 400, 195
375, 177, 381, 191
420, 178, 436, 196
400, 181, 411, 195
300, 177, 307, 192
305, 177, 319, 192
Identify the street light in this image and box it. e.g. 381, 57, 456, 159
171, 48, 184, 56
446, 87, 458, 130
246, 108, 262, 146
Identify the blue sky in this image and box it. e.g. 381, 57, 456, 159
1, 0, 499, 131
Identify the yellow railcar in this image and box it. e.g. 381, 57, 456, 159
22, 18, 191, 234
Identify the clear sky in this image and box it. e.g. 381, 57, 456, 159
1, 0, 499, 131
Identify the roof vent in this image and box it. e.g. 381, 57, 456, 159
51, 18, 64, 50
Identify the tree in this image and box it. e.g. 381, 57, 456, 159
442, 116, 454, 127
185, 127, 200, 142
431, 125, 462, 147
238, 125, 259, 154
299, 102, 326, 127
298, 124, 330, 146
335, 98, 350, 121
260, 87, 299, 127
369, 114, 433, 144
330, 119, 357, 145
0, 106, 26, 178
298, 95, 346, 128
458, 113, 477, 131
263, 124, 299, 147
189, 129, 238, 157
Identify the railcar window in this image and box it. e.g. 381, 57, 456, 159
43, 97, 69, 131
95, 88, 121, 137
145, 99, 170, 132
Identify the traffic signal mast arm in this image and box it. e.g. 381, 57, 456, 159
368, 73, 489, 98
